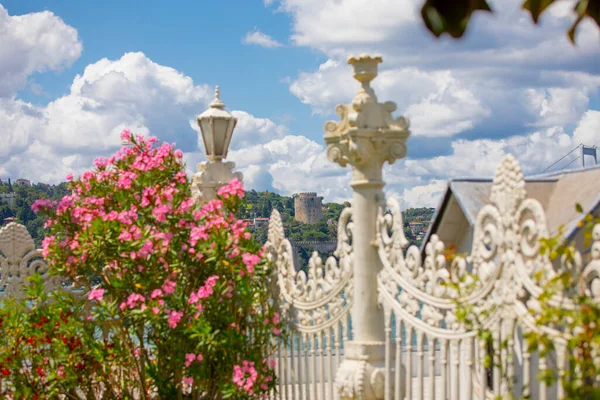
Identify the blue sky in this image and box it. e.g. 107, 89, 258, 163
5, 0, 327, 139
0, 0, 599, 207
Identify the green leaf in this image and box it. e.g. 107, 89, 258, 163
522, 0, 556, 23
575, 202, 584, 213
421, 0, 492, 38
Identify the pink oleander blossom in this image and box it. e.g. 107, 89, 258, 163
232, 360, 258, 394
242, 253, 261, 275
88, 288, 104, 302
31, 199, 57, 214
168, 310, 183, 328
217, 178, 245, 199
162, 279, 176, 295
185, 353, 196, 368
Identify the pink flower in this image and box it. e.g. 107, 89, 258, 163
185, 353, 196, 368
242, 253, 261, 275
273, 312, 280, 325
126, 293, 145, 309
183, 376, 194, 387
152, 204, 170, 223
41, 236, 55, 258
152, 307, 161, 315
232, 361, 258, 393
272, 327, 281, 336
66, 173, 73, 182
93, 157, 109, 168
168, 310, 183, 328
151, 289, 163, 299
31, 199, 57, 214
88, 288, 104, 302
162, 279, 176, 295
189, 275, 219, 304
217, 178, 245, 199
120, 129, 132, 142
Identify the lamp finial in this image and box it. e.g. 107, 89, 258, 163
210, 86, 225, 109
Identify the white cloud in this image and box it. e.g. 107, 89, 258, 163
573, 110, 600, 146
0, 4, 82, 97
278, 0, 417, 55
0, 8, 346, 201
241, 165, 276, 192
393, 179, 447, 209
229, 134, 351, 200
526, 87, 591, 128
242, 29, 283, 48
279, 0, 599, 147
230, 111, 288, 149
39, 52, 212, 155
0, 51, 217, 182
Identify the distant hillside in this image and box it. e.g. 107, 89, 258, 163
0, 184, 435, 263
241, 190, 435, 270
0, 180, 70, 247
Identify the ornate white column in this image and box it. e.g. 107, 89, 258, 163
191, 87, 243, 204
327, 55, 410, 400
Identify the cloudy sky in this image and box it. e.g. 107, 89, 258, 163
0, 0, 599, 208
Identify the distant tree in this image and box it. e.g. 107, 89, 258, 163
7, 178, 12, 193
421, 0, 599, 43
0, 204, 13, 221
273, 200, 283, 212
285, 197, 294, 211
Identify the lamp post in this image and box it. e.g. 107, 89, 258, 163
326, 55, 410, 400
191, 86, 243, 204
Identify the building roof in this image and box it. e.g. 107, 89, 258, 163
422, 164, 600, 251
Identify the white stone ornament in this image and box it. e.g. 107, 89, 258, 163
0, 222, 81, 300
192, 86, 243, 205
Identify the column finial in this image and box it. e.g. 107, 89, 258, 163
210, 85, 225, 109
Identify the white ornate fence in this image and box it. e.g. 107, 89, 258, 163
0, 222, 82, 300
376, 154, 600, 400
265, 55, 600, 400
267, 155, 600, 400
265, 206, 354, 400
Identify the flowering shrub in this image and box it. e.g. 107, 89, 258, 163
0, 274, 132, 399
28, 131, 280, 399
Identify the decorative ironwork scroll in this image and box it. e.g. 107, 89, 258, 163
0, 222, 82, 300
376, 154, 600, 399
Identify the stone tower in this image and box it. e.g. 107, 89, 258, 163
294, 192, 324, 224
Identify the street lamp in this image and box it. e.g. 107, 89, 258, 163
191, 86, 243, 204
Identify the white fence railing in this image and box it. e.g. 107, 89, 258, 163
266, 154, 600, 400
264, 55, 600, 400
266, 206, 353, 400
0, 222, 83, 301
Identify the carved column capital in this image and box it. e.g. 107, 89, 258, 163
191, 160, 243, 205
324, 56, 410, 187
